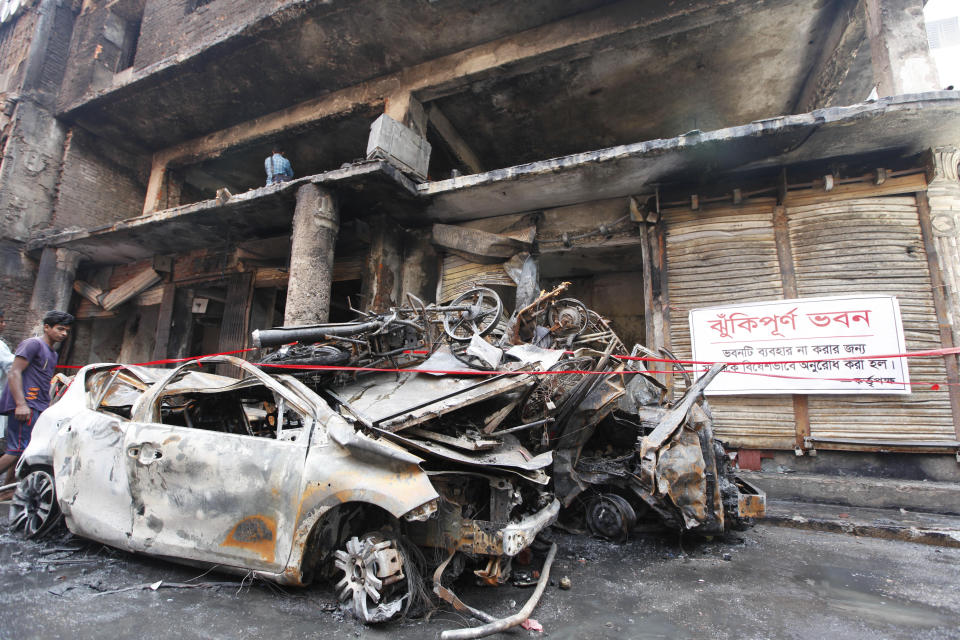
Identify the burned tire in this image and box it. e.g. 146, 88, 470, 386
9, 466, 63, 539
334, 532, 410, 624
585, 493, 637, 542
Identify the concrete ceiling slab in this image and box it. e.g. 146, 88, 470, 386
419, 92, 960, 221
62, 0, 859, 186
39, 94, 960, 266
33, 161, 418, 264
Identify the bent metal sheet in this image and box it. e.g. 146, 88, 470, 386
689, 295, 910, 395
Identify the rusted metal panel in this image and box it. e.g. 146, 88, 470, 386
735, 477, 767, 519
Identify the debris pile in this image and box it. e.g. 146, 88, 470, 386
12, 284, 763, 635
254, 283, 765, 627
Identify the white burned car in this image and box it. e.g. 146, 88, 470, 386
12, 356, 558, 622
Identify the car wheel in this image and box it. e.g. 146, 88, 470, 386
9, 466, 63, 539
333, 532, 409, 623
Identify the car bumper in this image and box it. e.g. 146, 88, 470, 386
458, 498, 561, 557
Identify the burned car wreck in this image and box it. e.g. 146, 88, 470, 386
11, 284, 762, 628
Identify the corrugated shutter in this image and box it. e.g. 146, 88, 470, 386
438, 254, 515, 303
665, 202, 797, 449
787, 196, 955, 443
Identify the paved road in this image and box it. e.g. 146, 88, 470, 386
0, 522, 957, 640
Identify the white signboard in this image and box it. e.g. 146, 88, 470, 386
689, 295, 910, 395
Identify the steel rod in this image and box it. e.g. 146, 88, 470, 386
440, 542, 557, 640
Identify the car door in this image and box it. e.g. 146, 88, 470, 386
52, 366, 150, 548
123, 359, 313, 574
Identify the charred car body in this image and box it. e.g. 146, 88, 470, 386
11, 284, 762, 624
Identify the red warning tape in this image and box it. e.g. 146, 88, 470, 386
55, 345, 960, 390
55, 347, 257, 370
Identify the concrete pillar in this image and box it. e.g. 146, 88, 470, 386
925, 147, 960, 348
865, 0, 940, 96
361, 214, 403, 312
399, 228, 439, 304
30, 247, 81, 314
283, 184, 339, 326
515, 254, 540, 310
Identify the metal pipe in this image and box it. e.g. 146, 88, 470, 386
440, 542, 558, 640
490, 417, 554, 436
432, 552, 517, 633
252, 321, 381, 347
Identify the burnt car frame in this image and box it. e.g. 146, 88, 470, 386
12, 355, 558, 622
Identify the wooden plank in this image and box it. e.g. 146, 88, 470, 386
773, 205, 809, 452
639, 221, 654, 349
100, 268, 162, 311
254, 267, 288, 288
152, 283, 176, 362
782, 174, 926, 207
73, 280, 105, 306
428, 104, 484, 174
137, 285, 165, 307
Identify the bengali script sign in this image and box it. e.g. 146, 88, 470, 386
689, 295, 910, 395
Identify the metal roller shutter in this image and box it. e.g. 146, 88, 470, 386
786, 196, 955, 444
665, 201, 797, 449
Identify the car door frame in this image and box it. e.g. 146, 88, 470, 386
123, 356, 318, 573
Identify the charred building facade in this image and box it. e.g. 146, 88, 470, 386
2, 0, 960, 475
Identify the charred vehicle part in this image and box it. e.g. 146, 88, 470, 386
12, 355, 558, 625
257, 284, 764, 541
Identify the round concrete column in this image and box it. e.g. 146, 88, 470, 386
284, 184, 339, 326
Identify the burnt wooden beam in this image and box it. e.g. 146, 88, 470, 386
772, 205, 811, 453
73, 280, 105, 306
100, 267, 162, 311
427, 104, 483, 175
362, 214, 404, 313
152, 283, 176, 362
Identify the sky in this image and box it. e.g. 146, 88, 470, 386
925, 0, 960, 89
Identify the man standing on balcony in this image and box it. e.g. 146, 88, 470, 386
265, 147, 294, 185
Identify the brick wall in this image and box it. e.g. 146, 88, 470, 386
0, 239, 39, 346
59, 0, 304, 108
0, 9, 37, 95
51, 126, 149, 230
133, 0, 302, 71
57, 4, 106, 109
33, 4, 76, 103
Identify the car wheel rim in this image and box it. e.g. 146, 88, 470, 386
333, 534, 407, 623
9, 469, 59, 538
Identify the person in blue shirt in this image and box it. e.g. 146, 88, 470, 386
264, 147, 294, 185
